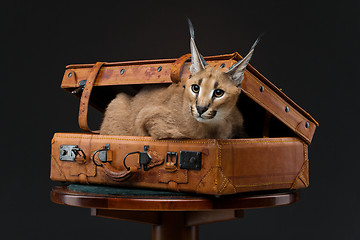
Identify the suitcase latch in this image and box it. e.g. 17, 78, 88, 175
60, 145, 86, 162
179, 151, 202, 170
123, 145, 152, 171
92, 144, 112, 165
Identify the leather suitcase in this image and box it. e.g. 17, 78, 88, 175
50, 53, 318, 195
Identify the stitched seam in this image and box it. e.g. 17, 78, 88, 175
215, 143, 222, 185
290, 142, 309, 189
54, 134, 214, 145
54, 134, 301, 145
298, 175, 308, 187
218, 167, 237, 194
220, 139, 301, 145
158, 169, 162, 183
234, 181, 293, 187
304, 142, 308, 162
217, 143, 222, 167
196, 167, 217, 193
51, 155, 68, 181
217, 143, 237, 194
218, 178, 229, 194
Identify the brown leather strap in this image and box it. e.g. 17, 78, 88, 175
147, 149, 165, 169
78, 62, 105, 133
170, 53, 191, 83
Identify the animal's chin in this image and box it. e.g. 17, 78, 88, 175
195, 117, 211, 123
194, 115, 216, 123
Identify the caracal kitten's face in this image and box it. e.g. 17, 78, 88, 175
183, 18, 258, 124
184, 65, 241, 123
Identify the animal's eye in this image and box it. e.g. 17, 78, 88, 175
191, 84, 200, 93
214, 89, 225, 98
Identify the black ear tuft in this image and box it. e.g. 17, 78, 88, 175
187, 17, 195, 39
250, 32, 265, 51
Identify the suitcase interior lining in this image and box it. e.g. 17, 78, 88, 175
68, 84, 297, 139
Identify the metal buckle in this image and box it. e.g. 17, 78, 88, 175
166, 152, 178, 166
165, 152, 178, 171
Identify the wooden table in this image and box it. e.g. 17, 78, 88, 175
51, 185, 299, 240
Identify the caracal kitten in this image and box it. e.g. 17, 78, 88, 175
100, 20, 259, 139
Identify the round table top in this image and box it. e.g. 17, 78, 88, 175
51, 185, 299, 211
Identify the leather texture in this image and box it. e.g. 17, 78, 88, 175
170, 53, 191, 83
62, 53, 318, 144
51, 133, 309, 195
78, 62, 105, 133
52, 53, 318, 195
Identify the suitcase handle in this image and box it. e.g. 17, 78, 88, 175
170, 53, 191, 84
102, 163, 138, 182
92, 145, 164, 182
92, 150, 138, 182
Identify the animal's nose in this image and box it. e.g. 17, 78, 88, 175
196, 106, 208, 115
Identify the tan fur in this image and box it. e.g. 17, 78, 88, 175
100, 65, 246, 139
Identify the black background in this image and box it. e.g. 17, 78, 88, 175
2, 0, 360, 239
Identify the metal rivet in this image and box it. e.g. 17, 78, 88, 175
157, 66, 162, 72
285, 106, 289, 112
68, 72, 73, 78
220, 63, 225, 68
260, 86, 264, 92
305, 122, 310, 128
120, 69, 125, 75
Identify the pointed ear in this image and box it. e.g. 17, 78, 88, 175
226, 36, 261, 87
188, 18, 207, 75
225, 49, 254, 87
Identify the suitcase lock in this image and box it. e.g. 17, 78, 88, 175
123, 145, 152, 171
179, 151, 202, 170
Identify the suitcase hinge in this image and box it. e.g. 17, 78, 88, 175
71, 80, 87, 94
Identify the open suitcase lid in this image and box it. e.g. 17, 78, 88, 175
61, 53, 318, 144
